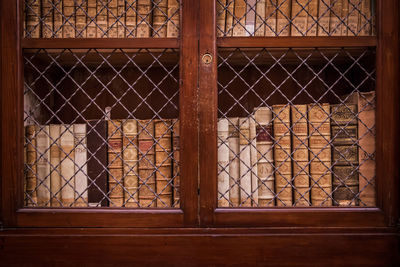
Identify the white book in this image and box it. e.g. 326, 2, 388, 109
218, 118, 230, 207
228, 118, 240, 206
239, 117, 252, 207
36, 125, 51, 207
49, 124, 61, 207
74, 124, 88, 207
60, 125, 75, 207
249, 114, 258, 206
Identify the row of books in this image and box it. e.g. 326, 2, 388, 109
24, 119, 180, 207
217, 91, 375, 207
217, 0, 374, 37
25, 0, 179, 38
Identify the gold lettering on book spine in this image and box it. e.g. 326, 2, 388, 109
108, 120, 124, 207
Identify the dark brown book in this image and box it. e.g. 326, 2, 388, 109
87, 120, 108, 207
331, 104, 359, 206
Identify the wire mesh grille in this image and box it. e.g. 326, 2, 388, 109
217, 47, 376, 207
217, 0, 375, 37
23, 48, 180, 208
24, 0, 180, 38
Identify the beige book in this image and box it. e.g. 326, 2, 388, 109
75, 0, 87, 37
228, 118, 240, 206
265, 0, 277, 36
254, 107, 274, 206
49, 124, 61, 207
36, 125, 51, 207
74, 124, 88, 207
291, 0, 308, 36
152, 0, 168, 37
308, 104, 332, 206
138, 120, 156, 207
42, 0, 53, 38
97, 0, 108, 37
276, 0, 290, 36
249, 114, 258, 206
53, 0, 63, 38
60, 125, 75, 207
232, 0, 247, 36
217, 0, 227, 37
254, 0, 266, 36
117, 0, 126, 38
167, 0, 180, 37
348, 0, 361, 36
291, 105, 310, 206
225, 0, 235, 36
172, 119, 180, 207
239, 118, 252, 207
307, 0, 318, 36
329, 0, 342, 36
87, 0, 97, 38
273, 105, 292, 206
359, 0, 371, 36
125, 0, 137, 37
155, 120, 173, 207
137, 0, 152, 37
108, 0, 118, 37
318, 0, 331, 36
108, 120, 124, 207
123, 119, 139, 207
25, 125, 37, 206
341, 0, 349, 36
218, 118, 230, 207
26, 0, 41, 38
63, 0, 75, 38
245, 0, 256, 36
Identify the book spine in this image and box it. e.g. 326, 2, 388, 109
74, 124, 88, 207
108, 120, 124, 207
218, 118, 230, 207
60, 125, 75, 207
291, 0, 308, 36
265, 0, 277, 36
359, 0, 371, 36
249, 114, 258, 206
307, 0, 318, 36
42, 0, 53, 38
155, 119, 173, 207
167, 0, 180, 37
36, 125, 51, 207
239, 117, 252, 207
308, 104, 332, 206
125, 0, 136, 37
87, 120, 108, 207
217, 0, 227, 37
97, 0, 108, 37
137, 0, 152, 37
138, 119, 156, 207
228, 118, 240, 206
245, 0, 256, 36
26, 0, 41, 38
341, 0, 349, 36
254, 0, 266, 36
63, 0, 75, 38
172, 119, 180, 207
87, 0, 97, 38
254, 107, 274, 206
318, 0, 331, 36
123, 119, 139, 207
49, 124, 61, 207
75, 0, 87, 38
108, 0, 118, 37
291, 105, 310, 206
276, 0, 291, 36
331, 104, 358, 206
232, 0, 247, 36
53, 0, 63, 38
117, 0, 126, 38
152, 0, 168, 37
273, 105, 292, 206
25, 125, 38, 206
348, 0, 361, 36
329, 0, 342, 36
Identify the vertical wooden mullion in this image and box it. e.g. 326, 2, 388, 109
199, 0, 217, 227
180, 0, 200, 226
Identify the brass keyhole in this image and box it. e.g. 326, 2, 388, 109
202, 53, 213, 64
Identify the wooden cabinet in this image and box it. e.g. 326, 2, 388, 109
0, 1, 399, 265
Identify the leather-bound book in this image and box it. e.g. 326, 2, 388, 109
348, 0, 361, 36
153, 0, 168, 37
254, 0, 266, 36
138, 119, 156, 207
276, 0, 290, 36
308, 104, 332, 206
123, 119, 139, 207
341, 0, 349, 36
317, 0, 331, 36
126, 0, 137, 37
291, 105, 310, 206
265, 0, 277, 36
26, 0, 41, 38
75, 0, 87, 37
329, 0, 342, 36
87, 0, 97, 38
108, 120, 124, 207
54, 0, 63, 37
307, 0, 318, 36
25, 125, 38, 206
225, 0, 235, 36
137, 0, 152, 37
217, 0, 227, 37
87, 120, 108, 207
155, 119, 173, 207
36, 125, 51, 207
117, 0, 126, 38
228, 118, 240, 206
97, 0, 108, 37
60, 125, 75, 207
249, 114, 258, 206
49, 124, 61, 207
291, 0, 308, 36
359, 0, 371, 36
239, 117, 252, 206
172, 119, 180, 207
42, 0, 53, 38
108, 0, 118, 37
218, 118, 230, 207
273, 105, 292, 206
167, 0, 180, 37
232, 0, 246, 36
245, 0, 256, 36
63, 0, 75, 38
254, 107, 274, 206
74, 124, 88, 207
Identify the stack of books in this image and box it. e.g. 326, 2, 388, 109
217, 91, 376, 207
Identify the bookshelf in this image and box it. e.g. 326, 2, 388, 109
0, 0, 399, 265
